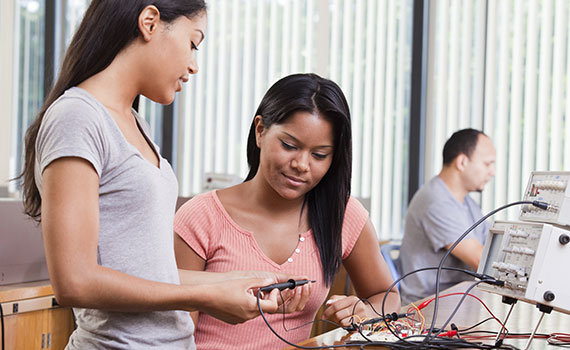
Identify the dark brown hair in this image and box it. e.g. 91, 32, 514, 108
19, 0, 206, 221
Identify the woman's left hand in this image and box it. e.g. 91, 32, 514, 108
322, 294, 374, 327
273, 281, 312, 313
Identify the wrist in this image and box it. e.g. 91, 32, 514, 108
181, 283, 214, 313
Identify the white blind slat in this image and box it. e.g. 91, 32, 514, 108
360, 0, 377, 197
565, 3, 570, 169
521, 0, 539, 190
507, 2, 524, 219
268, 2, 278, 84
434, 0, 448, 167
459, 1, 473, 128
239, 1, 254, 176
447, 0, 460, 132
227, 0, 241, 174
291, 0, 301, 73
340, 0, 353, 101
550, 0, 567, 170
370, 0, 388, 234
329, 0, 341, 81
392, 0, 409, 236
214, 1, 228, 173
481, 0, 497, 214
281, 1, 291, 74
305, 0, 314, 72
471, 0, 486, 129
351, 0, 365, 193
536, 0, 554, 171
381, 0, 397, 237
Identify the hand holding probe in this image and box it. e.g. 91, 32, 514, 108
259, 279, 316, 292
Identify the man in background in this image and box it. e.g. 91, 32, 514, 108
399, 128, 496, 304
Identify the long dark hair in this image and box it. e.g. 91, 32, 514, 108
19, 0, 206, 221
245, 73, 352, 286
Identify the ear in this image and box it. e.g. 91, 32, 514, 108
138, 5, 161, 42
455, 154, 468, 172
254, 115, 265, 148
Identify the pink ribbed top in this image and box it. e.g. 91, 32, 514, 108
174, 191, 368, 350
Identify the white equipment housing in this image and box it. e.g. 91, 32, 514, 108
478, 220, 570, 315
478, 171, 570, 315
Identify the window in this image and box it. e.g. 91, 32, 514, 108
2, 0, 414, 239
425, 0, 570, 220
4, 0, 163, 194
10, 0, 45, 191
174, 0, 414, 239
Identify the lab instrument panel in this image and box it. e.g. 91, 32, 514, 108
519, 171, 570, 226
478, 221, 570, 314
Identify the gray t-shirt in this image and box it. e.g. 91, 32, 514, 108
399, 176, 489, 305
35, 87, 195, 349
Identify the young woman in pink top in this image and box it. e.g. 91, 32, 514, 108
174, 73, 401, 349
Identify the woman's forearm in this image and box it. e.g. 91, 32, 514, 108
178, 269, 232, 285
53, 264, 280, 324
366, 289, 402, 315
53, 264, 210, 312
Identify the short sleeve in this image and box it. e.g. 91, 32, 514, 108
36, 96, 106, 179
341, 197, 369, 259
173, 194, 216, 260
423, 201, 473, 252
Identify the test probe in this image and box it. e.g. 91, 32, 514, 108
260, 279, 316, 292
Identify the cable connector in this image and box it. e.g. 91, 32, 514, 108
482, 278, 505, 287
532, 201, 551, 211
360, 312, 410, 325
450, 323, 460, 338
473, 273, 505, 286
438, 330, 458, 338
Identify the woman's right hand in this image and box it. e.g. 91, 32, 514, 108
195, 273, 313, 324
196, 277, 281, 324
224, 271, 313, 315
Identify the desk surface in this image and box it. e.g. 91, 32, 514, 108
0, 280, 53, 303
283, 282, 570, 349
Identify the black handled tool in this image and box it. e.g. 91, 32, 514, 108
260, 279, 316, 292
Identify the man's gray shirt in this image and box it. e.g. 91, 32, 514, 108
399, 176, 489, 305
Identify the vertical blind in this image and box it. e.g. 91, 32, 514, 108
9, 0, 163, 189
10, 0, 45, 192
425, 0, 570, 220
11, 0, 569, 238
3, 0, 415, 236
174, 0, 413, 240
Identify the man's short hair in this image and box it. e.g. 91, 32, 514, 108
442, 128, 486, 165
